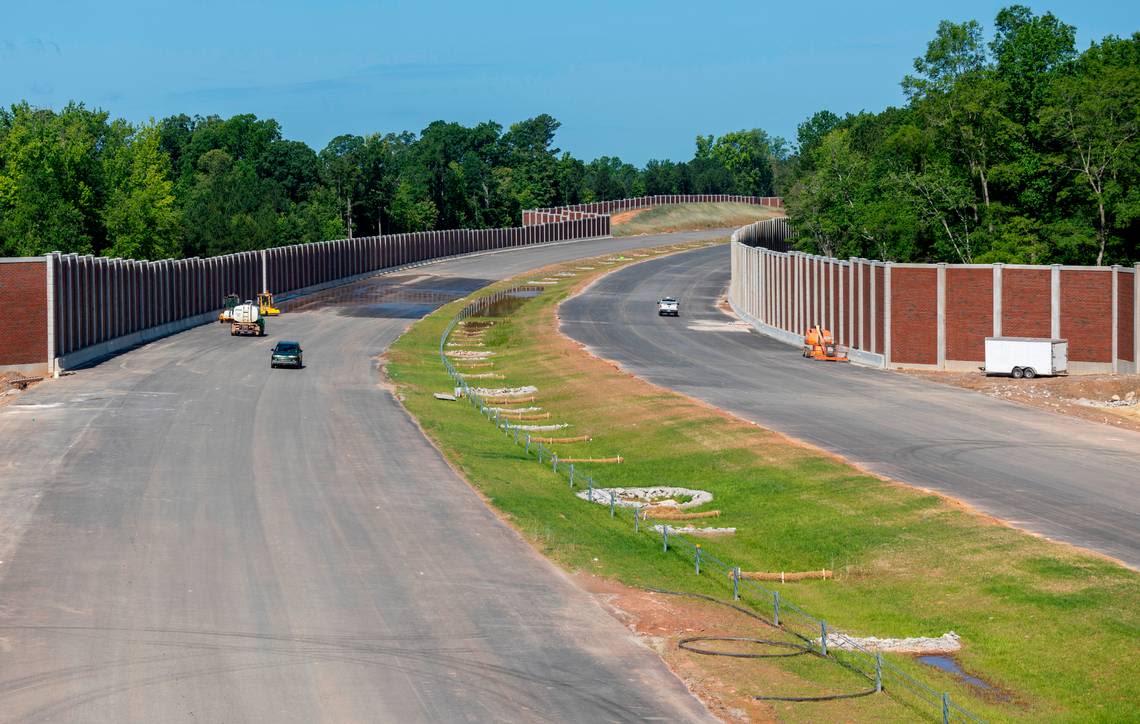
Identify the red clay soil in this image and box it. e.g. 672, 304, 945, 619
610, 207, 653, 226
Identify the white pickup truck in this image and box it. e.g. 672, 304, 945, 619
658, 297, 679, 317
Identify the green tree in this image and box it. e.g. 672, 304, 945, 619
990, 5, 1076, 125
102, 123, 181, 260
1040, 35, 1140, 265
0, 102, 125, 256
710, 129, 775, 196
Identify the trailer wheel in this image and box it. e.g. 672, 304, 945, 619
1022, 367, 1036, 379
1011, 367, 1024, 379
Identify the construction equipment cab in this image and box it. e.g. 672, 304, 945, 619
257, 292, 280, 316
803, 325, 848, 362
218, 293, 240, 323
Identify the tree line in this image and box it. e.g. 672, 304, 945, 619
0, 105, 780, 260
782, 5, 1139, 266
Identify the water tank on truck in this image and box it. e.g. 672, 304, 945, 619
230, 302, 265, 337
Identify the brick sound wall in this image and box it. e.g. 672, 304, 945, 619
732, 223, 1139, 372
861, 264, 872, 351
1002, 269, 1051, 338
0, 261, 46, 366
946, 268, 993, 361
890, 267, 938, 365
1061, 270, 1113, 363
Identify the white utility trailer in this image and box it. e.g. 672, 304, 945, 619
984, 337, 1068, 378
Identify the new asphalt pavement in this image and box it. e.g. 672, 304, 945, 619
0, 233, 724, 723
560, 244, 1140, 569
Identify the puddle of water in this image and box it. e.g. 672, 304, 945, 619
285, 274, 493, 318
918, 655, 1004, 696
479, 288, 542, 317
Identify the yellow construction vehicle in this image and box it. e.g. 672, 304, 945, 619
803, 325, 849, 362
257, 291, 281, 316
218, 293, 240, 323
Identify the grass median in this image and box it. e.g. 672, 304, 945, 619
386, 240, 1140, 723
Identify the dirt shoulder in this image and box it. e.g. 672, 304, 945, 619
900, 369, 1140, 434
0, 372, 43, 408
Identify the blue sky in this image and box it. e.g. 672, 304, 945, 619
3, 1, 1137, 164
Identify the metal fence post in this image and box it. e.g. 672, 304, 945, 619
875, 653, 882, 693
569, 463, 574, 487
773, 590, 780, 626
634, 505, 640, 533
609, 490, 616, 517
514, 428, 518, 445
525, 434, 531, 454
732, 567, 740, 600
587, 476, 593, 500
662, 525, 669, 552
552, 453, 558, 472
942, 693, 950, 724
820, 620, 828, 656
695, 544, 702, 575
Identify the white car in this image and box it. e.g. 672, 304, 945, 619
658, 297, 679, 317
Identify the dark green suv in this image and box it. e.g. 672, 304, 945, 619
270, 340, 303, 369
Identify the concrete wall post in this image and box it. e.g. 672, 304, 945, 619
45, 254, 55, 372
857, 259, 865, 350
1135, 264, 1140, 369
1111, 266, 1119, 373
848, 258, 857, 349
992, 264, 1003, 337
937, 263, 947, 369
884, 263, 892, 367
1051, 265, 1062, 339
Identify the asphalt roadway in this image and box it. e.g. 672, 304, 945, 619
0, 232, 724, 723
561, 245, 1140, 569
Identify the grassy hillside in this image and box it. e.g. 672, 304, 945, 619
611, 202, 782, 236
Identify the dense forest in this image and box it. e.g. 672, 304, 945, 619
783, 6, 1139, 266
0, 104, 779, 260
2, 5, 1134, 266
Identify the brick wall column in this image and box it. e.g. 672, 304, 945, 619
937, 263, 947, 369
857, 259, 865, 350
780, 254, 787, 330
838, 261, 846, 347
1135, 263, 1140, 368
870, 262, 878, 354
792, 255, 799, 332
992, 264, 1003, 337
1051, 265, 1062, 339
1112, 266, 1119, 373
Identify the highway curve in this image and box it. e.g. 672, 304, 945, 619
0, 233, 723, 723
560, 245, 1140, 569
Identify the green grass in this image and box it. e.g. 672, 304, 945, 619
611, 201, 782, 236
387, 243, 1140, 723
